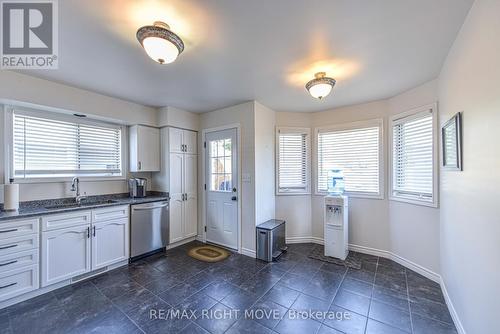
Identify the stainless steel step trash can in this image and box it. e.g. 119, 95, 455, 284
256, 219, 287, 262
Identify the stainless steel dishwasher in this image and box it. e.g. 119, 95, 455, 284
130, 201, 169, 260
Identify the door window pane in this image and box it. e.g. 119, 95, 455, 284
209, 138, 232, 192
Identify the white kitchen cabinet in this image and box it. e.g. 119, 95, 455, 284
41, 224, 91, 287
168, 127, 197, 154
41, 206, 130, 287
184, 194, 198, 238
169, 194, 184, 243
0, 265, 39, 302
130, 125, 160, 172
156, 127, 198, 243
184, 131, 197, 154
168, 127, 184, 153
92, 218, 129, 269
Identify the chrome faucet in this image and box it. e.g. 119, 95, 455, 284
71, 177, 87, 204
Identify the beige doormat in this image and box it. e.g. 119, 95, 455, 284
188, 245, 230, 262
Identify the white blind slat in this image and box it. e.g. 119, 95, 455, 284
392, 113, 433, 199
317, 126, 380, 194
278, 130, 309, 192
13, 113, 122, 179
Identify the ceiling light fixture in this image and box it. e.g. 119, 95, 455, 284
306, 72, 336, 99
136, 21, 184, 64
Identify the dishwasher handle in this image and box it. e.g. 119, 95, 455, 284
132, 203, 168, 211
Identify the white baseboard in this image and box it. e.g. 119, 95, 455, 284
241, 247, 256, 258
348, 243, 441, 283
167, 236, 196, 249
286, 236, 324, 245
287, 237, 440, 283
441, 277, 466, 334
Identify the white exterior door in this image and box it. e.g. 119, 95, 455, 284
205, 128, 238, 250
91, 219, 129, 269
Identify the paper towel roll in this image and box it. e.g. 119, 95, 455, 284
4, 183, 19, 211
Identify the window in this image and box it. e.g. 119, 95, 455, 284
316, 120, 383, 197
276, 127, 310, 194
391, 104, 437, 206
209, 138, 232, 192
10, 109, 123, 179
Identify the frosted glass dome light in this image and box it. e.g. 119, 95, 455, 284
306, 72, 336, 99
137, 21, 184, 64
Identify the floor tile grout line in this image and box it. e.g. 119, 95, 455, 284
90, 280, 147, 334
405, 268, 415, 334
363, 256, 379, 334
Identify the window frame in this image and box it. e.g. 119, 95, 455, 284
4, 105, 127, 184
314, 119, 385, 199
389, 103, 439, 208
275, 127, 311, 195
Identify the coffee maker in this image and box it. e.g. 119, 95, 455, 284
129, 178, 147, 198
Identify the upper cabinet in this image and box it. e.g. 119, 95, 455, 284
169, 127, 197, 154
130, 125, 160, 172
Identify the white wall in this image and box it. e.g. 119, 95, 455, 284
275, 112, 313, 241
0, 71, 158, 202
387, 80, 441, 274
199, 102, 256, 253
254, 102, 276, 226
276, 80, 441, 274
438, 0, 500, 332
157, 106, 200, 131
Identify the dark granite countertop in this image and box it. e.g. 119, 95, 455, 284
0, 192, 169, 222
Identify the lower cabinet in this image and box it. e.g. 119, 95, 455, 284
92, 218, 129, 270
41, 224, 91, 287
41, 206, 129, 287
169, 195, 197, 243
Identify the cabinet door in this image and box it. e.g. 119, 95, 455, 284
183, 130, 197, 154
169, 127, 184, 153
169, 153, 183, 195
169, 194, 184, 243
92, 219, 129, 270
41, 225, 91, 287
137, 126, 160, 171
184, 194, 198, 238
183, 154, 197, 194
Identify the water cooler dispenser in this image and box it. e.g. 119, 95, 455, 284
324, 195, 349, 260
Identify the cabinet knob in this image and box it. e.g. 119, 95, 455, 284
138, 161, 142, 170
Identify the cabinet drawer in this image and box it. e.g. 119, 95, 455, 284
0, 218, 39, 240
0, 234, 39, 257
92, 205, 129, 223
0, 265, 39, 302
0, 249, 38, 274
42, 211, 91, 231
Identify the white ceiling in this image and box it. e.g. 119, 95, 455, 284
23, 0, 473, 113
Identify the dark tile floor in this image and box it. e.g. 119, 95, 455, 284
0, 242, 457, 334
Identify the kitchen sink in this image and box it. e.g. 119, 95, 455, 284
44, 199, 118, 210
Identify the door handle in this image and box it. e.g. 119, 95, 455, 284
231, 196, 237, 201
138, 161, 142, 170
93, 226, 96, 237
87, 227, 90, 239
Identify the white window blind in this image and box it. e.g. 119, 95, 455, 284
277, 128, 310, 193
392, 111, 433, 201
317, 125, 381, 195
13, 112, 122, 179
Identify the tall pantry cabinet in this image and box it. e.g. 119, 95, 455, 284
156, 127, 198, 244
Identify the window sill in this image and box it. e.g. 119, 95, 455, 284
389, 195, 438, 208
12, 176, 126, 184
314, 192, 385, 200
276, 192, 311, 196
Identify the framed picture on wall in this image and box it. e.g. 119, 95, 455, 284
442, 112, 463, 170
